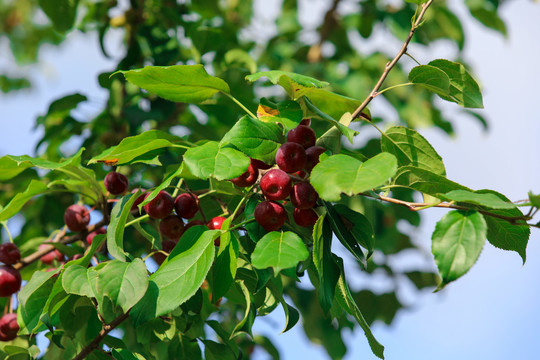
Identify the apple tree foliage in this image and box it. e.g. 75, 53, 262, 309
0, 0, 535, 359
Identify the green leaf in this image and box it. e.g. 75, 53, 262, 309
0, 156, 33, 181
231, 280, 255, 338
466, 0, 507, 36
432, 210, 487, 287
0, 74, 31, 94
246, 71, 329, 92
111, 349, 146, 360
324, 202, 365, 265
95, 259, 149, 313
477, 190, 529, 263
257, 99, 303, 132
6, 149, 101, 195
428, 59, 484, 108
251, 231, 309, 274
116, 65, 230, 103
394, 166, 470, 195
38, 0, 79, 33
183, 141, 250, 181
438, 190, 517, 209
211, 231, 239, 301
224, 49, 257, 74
311, 153, 398, 202
62, 265, 96, 298
334, 257, 385, 359
220, 116, 285, 164
88, 130, 187, 165
303, 97, 358, 144
301, 91, 362, 125
18, 271, 58, 335
408, 65, 450, 96
312, 215, 340, 313
334, 204, 375, 256
130, 227, 218, 324
0, 180, 49, 222
267, 279, 300, 333
204, 340, 237, 360
381, 126, 446, 176
247, 71, 361, 121
107, 191, 142, 261
528, 191, 540, 208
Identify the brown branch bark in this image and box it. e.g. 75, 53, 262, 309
307, 0, 341, 63
13, 218, 108, 270
72, 312, 130, 360
350, 0, 434, 120
360, 193, 530, 224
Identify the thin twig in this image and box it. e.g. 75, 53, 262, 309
350, 0, 434, 120
72, 311, 130, 360
359, 192, 531, 224
13, 219, 108, 270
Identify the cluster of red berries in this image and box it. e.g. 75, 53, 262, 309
230, 120, 325, 232
0, 243, 22, 341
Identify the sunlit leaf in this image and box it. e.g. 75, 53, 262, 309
117, 65, 230, 103
311, 153, 398, 202
183, 141, 250, 181
251, 231, 309, 274
88, 130, 188, 165
381, 126, 446, 176
432, 210, 486, 287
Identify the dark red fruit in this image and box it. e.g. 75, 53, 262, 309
153, 239, 178, 265
86, 227, 106, 245
260, 169, 292, 201
0, 313, 19, 341
0, 266, 21, 297
174, 193, 200, 219
104, 171, 129, 195
39, 244, 64, 264
250, 158, 272, 170
275, 142, 307, 173
293, 208, 319, 227
231, 163, 259, 187
130, 189, 147, 216
286, 125, 316, 149
299, 118, 311, 126
207, 216, 227, 247
159, 215, 185, 240
185, 220, 205, 231
144, 191, 174, 219
64, 204, 90, 232
0, 244, 20, 265
305, 146, 326, 172
254, 201, 287, 232
290, 182, 319, 209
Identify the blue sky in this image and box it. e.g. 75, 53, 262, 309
1, 1, 540, 359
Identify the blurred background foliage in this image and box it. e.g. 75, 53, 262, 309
0, 0, 507, 358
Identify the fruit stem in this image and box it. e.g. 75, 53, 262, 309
1, 222, 13, 244
228, 218, 256, 232
125, 214, 150, 228
223, 92, 257, 119
198, 190, 217, 199
171, 178, 184, 198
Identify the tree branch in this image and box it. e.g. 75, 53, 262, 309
360, 192, 531, 224
307, 0, 341, 63
72, 311, 130, 360
351, 0, 434, 120
13, 218, 108, 270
